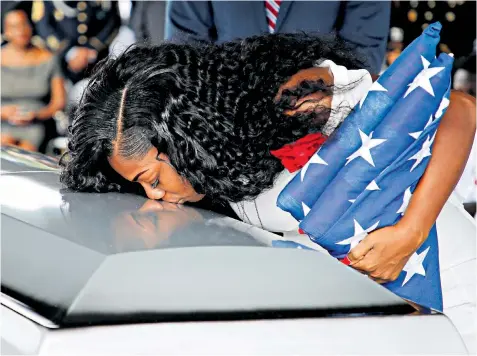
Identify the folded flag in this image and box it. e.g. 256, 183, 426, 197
277, 22, 453, 312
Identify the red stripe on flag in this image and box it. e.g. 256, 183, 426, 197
341, 256, 351, 266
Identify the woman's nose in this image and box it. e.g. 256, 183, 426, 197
141, 182, 165, 200
150, 189, 165, 200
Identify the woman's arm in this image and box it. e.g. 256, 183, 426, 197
35, 77, 66, 120
347, 90, 476, 282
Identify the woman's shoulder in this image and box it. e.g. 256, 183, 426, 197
31, 47, 55, 63
448, 90, 476, 125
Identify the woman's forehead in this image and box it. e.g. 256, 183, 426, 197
109, 147, 158, 176
5, 10, 27, 24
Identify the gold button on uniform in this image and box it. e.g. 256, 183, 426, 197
78, 35, 88, 45
439, 43, 451, 53
77, 24, 88, 34
77, 2, 87, 11
47, 35, 60, 50
31, 0, 45, 23
77, 12, 87, 22
445, 11, 456, 22
31, 35, 45, 48
54, 9, 64, 21
408, 9, 418, 22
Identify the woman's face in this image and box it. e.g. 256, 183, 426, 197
109, 147, 205, 204
4, 10, 32, 48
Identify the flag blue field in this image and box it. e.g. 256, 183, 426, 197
277, 22, 453, 312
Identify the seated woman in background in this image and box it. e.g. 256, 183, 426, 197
1, 9, 66, 152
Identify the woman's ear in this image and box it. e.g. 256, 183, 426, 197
157, 152, 170, 163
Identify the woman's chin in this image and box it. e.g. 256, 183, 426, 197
13, 40, 31, 48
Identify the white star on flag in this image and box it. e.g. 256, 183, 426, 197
336, 219, 380, 251
402, 246, 430, 286
409, 115, 433, 139
408, 133, 436, 172
397, 187, 413, 215
300, 152, 328, 181
404, 56, 445, 98
302, 202, 311, 217
346, 129, 386, 167
435, 97, 450, 119
348, 199, 356, 203
366, 180, 380, 191
359, 81, 388, 108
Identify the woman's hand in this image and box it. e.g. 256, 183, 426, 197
8, 111, 35, 126
1, 105, 19, 121
347, 222, 426, 284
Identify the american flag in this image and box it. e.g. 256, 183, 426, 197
277, 22, 453, 312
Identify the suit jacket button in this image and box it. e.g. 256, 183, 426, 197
78, 35, 88, 45
77, 2, 87, 11
77, 12, 87, 22
77, 24, 88, 34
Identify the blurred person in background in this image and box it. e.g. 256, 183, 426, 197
387, 1, 476, 216
381, 26, 404, 72
453, 41, 476, 216
389, 1, 475, 59
130, 1, 166, 45
30, 0, 121, 84
165, 1, 391, 74
1, 8, 66, 152
453, 39, 476, 97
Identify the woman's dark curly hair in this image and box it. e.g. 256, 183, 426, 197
60, 33, 365, 203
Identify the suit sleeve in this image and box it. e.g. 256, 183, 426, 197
337, 1, 391, 74
165, 0, 215, 43
88, 2, 121, 52
130, 1, 147, 42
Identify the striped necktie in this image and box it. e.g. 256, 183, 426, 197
265, 0, 281, 33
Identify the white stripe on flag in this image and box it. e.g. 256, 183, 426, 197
266, 8, 277, 22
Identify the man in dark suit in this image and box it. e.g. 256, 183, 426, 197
165, 1, 390, 74
130, 1, 166, 45
30, 0, 121, 83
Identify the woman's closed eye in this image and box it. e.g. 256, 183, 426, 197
151, 178, 159, 189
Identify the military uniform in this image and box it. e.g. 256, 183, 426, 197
31, 0, 121, 82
